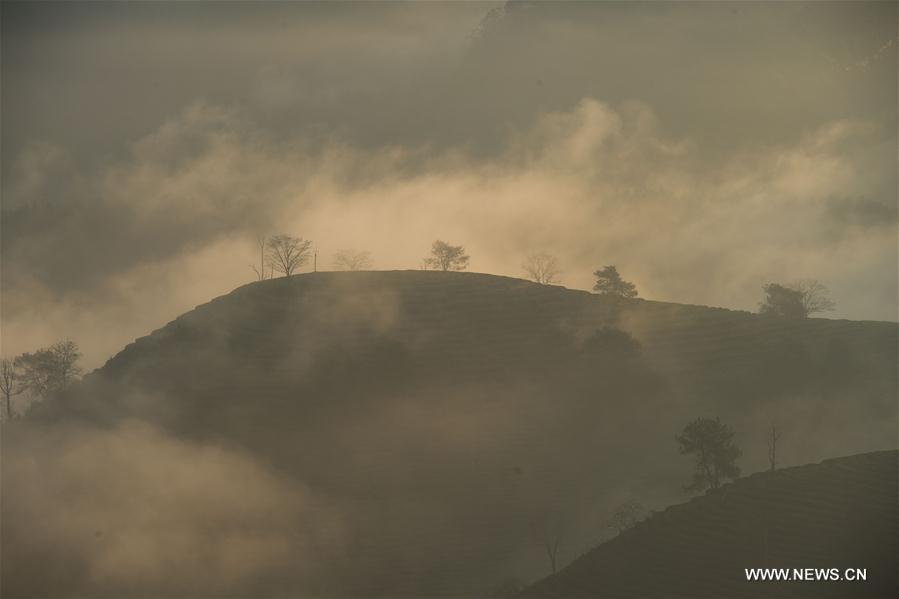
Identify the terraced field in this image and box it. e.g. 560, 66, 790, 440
17, 271, 898, 596
521, 450, 899, 598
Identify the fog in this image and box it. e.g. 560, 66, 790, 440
1, 2, 897, 597
5, 268, 894, 596
2, 1, 896, 369
2, 420, 346, 596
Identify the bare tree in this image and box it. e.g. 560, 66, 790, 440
0, 358, 24, 420
522, 253, 561, 284
266, 235, 313, 277
250, 234, 273, 281
795, 280, 836, 315
762, 422, 782, 566
766, 424, 781, 472
333, 249, 373, 271
423, 240, 469, 271
54, 341, 82, 388
604, 501, 645, 535
531, 512, 564, 576
17, 340, 83, 399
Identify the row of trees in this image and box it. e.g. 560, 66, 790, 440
423, 242, 643, 300
421, 243, 641, 299
427, 244, 837, 319
252, 237, 834, 319
250, 234, 375, 280
0, 340, 82, 420
528, 259, 834, 318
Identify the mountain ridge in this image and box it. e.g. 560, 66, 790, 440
92, 270, 896, 379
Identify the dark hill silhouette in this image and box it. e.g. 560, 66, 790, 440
520, 450, 899, 598
13, 271, 898, 597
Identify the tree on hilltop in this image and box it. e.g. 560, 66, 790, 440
250, 234, 274, 281
424, 240, 469, 271
759, 280, 835, 318
267, 235, 313, 277
523, 253, 561, 284
593, 265, 638, 298
333, 249, 373, 271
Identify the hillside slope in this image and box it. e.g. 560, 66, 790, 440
10, 271, 898, 597
80, 271, 897, 472
521, 450, 899, 598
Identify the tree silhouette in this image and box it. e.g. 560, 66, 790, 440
796, 280, 835, 315
676, 417, 741, 492
266, 235, 313, 277
0, 358, 24, 420
333, 249, 373, 271
604, 501, 645, 535
523, 253, 561, 284
17, 341, 83, 400
250, 234, 273, 281
593, 265, 637, 298
759, 283, 805, 318
766, 423, 781, 472
424, 240, 469, 271
531, 511, 564, 576
759, 280, 834, 318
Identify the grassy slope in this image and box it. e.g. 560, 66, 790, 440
520, 450, 899, 598
31, 271, 898, 595
96, 270, 897, 410
86, 270, 896, 471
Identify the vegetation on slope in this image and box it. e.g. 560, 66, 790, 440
520, 450, 899, 598
7, 271, 897, 597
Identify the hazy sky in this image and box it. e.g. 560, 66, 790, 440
2, 0, 897, 369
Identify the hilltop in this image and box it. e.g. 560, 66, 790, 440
14, 271, 898, 597
520, 450, 899, 598
89, 271, 897, 416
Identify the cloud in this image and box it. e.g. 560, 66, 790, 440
2, 1, 896, 368
1, 5, 894, 595
1, 420, 345, 596
1, 95, 895, 368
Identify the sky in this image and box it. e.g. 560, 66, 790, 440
2, 0, 897, 370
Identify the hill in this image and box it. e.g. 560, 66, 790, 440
5, 271, 897, 597
520, 450, 899, 598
